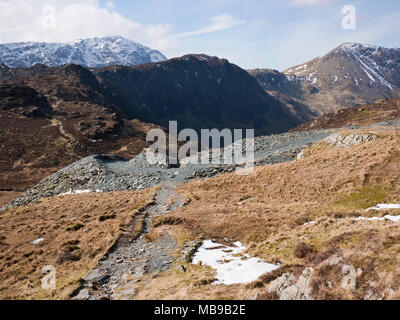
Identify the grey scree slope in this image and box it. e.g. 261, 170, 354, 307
2, 129, 336, 211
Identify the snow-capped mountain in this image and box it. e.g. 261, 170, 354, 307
250, 43, 400, 115
0, 36, 167, 68
284, 43, 400, 92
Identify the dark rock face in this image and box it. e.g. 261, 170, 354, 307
0, 54, 305, 136
249, 68, 296, 93
0, 84, 53, 117
96, 54, 302, 135
248, 68, 318, 122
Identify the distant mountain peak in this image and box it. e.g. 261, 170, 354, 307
283, 43, 399, 90
0, 36, 167, 68
250, 42, 400, 116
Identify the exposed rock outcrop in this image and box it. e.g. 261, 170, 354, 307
267, 267, 315, 300
324, 132, 377, 148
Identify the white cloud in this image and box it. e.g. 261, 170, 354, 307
174, 14, 245, 38
0, 0, 178, 56
289, 0, 341, 6
105, 1, 115, 9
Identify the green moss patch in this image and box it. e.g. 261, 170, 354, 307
334, 185, 392, 210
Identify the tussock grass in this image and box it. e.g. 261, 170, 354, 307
137, 129, 400, 299
0, 188, 156, 300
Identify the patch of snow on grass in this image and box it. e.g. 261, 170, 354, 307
192, 240, 279, 285
354, 214, 400, 223
59, 189, 103, 196
366, 204, 400, 211
32, 238, 44, 244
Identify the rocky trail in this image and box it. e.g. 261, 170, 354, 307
73, 182, 182, 300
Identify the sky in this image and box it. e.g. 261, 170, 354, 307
0, 0, 399, 70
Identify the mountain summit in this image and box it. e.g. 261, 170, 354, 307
0, 36, 167, 68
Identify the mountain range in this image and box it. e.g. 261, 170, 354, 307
1, 38, 400, 193
2, 38, 399, 119
0, 36, 166, 68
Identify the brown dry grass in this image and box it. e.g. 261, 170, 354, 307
3, 127, 400, 300
134, 246, 261, 300
140, 128, 400, 299
0, 111, 159, 192
0, 189, 156, 300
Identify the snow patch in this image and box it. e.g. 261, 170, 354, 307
58, 189, 103, 196
192, 240, 279, 285
366, 204, 400, 211
295, 64, 307, 71
32, 238, 44, 244
347, 47, 393, 90
354, 215, 400, 222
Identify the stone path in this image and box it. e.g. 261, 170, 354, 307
73, 182, 181, 300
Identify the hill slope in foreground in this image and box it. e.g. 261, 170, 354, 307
1, 123, 400, 300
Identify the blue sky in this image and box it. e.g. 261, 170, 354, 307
114, 0, 400, 69
0, 0, 399, 70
